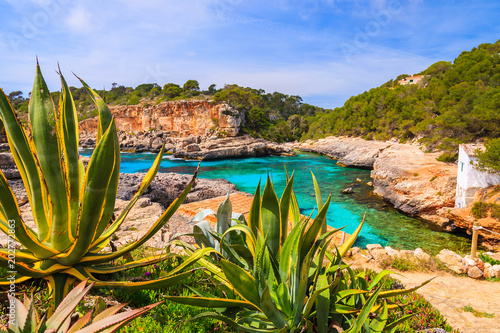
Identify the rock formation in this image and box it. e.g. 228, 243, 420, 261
79, 100, 243, 137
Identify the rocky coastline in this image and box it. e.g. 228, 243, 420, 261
291, 137, 499, 248
79, 132, 295, 160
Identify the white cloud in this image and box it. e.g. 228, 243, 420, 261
65, 5, 92, 33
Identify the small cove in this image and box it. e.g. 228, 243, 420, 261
81, 149, 471, 254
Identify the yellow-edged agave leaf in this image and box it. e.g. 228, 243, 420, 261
279, 172, 294, 244
338, 214, 365, 258
0, 276, 32, 285
90, 144, 166, 249
77, 79, 120, 241
30, 64, 70, 252
57, 71, 81, 238
86, 253, 175, 274
248, 180, 262, 235
0, 172, 57, 259
221, 259, 261, 307
57, 119, 119, 266
163, 296, 260, 311
0, 65, 209, 311
261, 177, 281, 256
0, 88, 49, 241
81, 170, 198, 265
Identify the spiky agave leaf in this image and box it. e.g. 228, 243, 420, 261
0, 63, 203, 309
2, 279, 162, 333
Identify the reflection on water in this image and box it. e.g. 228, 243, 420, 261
81, 149, 471, 254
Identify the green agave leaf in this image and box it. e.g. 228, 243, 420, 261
57, 70, 80, 237
86, 253, 175, 274
74, 301, 162, 333
279, 172, 294, 243
310, 172, 326, 234
338, 214, 365, 258
299, 195, 331, 264
46, 279, 92, 330
0, 87, 49, 241
248, 180, 262, 236
374, 278, 434, 298
0, 173, 57, 258
90, 145, 165, 249
260, 287, 286, 329
30, 63, 70, 251
315, 273, 330, 333
83, 167, 198, 265
261, 176, 281, 257
344, 285, 383, 333
57, 119, 118, 266
165, 296, 259, 310
189, 312, 278, 333
369, 301, 388, 332
221, 259, 261, 307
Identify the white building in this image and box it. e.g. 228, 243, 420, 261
455, 144, 500, 208
398, 75, 424, 86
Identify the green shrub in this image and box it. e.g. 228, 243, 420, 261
471, 201, 490, 218
437, 152, 458, 163
479, 253, 500, 266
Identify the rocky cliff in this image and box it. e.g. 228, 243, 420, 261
79, 100, 243, 137
291, 137, 495, 242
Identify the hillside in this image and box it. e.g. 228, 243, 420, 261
303, 40, 500, 159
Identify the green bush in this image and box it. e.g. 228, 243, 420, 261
437, 152, 458, 163
471, 201, 490, 218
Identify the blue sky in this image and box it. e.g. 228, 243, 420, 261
0, 0, 499, 108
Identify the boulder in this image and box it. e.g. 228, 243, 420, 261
384, 246, 401, 259
436, 249, 466, 274
414, 248, 431, 262
342, 187, 353, 194
467, 266, 483, 279
151, 137, 163, 151
164, 143, 176, 153
492, 265, 500, 278
366, 244, 389, 262
483, 263, 493, 279
186, 144, 201, 152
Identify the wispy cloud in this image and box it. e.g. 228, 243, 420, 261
0, 0, 498, 108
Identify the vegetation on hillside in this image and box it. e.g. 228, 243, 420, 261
302, 40, 500, 158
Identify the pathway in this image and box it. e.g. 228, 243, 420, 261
350, 261, 500, 333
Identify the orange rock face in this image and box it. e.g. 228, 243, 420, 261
79, 100, 243, 137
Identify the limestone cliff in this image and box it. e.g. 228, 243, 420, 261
79, 100, 243, 137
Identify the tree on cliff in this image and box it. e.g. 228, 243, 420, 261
183, 80, 200, 93
163, 83, 182, 98
476, 138, 500, 173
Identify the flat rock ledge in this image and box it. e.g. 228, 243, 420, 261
79, 132, 295, 160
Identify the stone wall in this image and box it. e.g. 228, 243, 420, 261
79, 100, 243, 137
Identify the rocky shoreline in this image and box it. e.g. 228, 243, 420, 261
79, 132, 294, 160
290, 137, 499, 248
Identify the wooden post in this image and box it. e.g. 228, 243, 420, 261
471, 222, 479, 259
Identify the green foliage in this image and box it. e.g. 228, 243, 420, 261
436, 152, 458, 163
1, 279, 160, 333
475, 138, 500, 173
479, 253, 500, 266
303, 40, 500, 149
167, 175, 425, 332
183, 80, 200, 93
471, 201, 490, 218
460, 305, 495, 318
163, 83, 183, 99
471, 201, 500, 219
0, 64, 205, 310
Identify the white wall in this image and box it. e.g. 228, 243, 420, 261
455, 145, 500, 208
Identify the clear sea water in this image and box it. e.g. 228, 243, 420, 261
81, 149, 471, 254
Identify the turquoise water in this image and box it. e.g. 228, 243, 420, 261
81, 150, 471, 253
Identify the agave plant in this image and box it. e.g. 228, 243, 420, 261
0, 63, 209, 309
167, 175, 429, 332
2, 279, 161, 333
